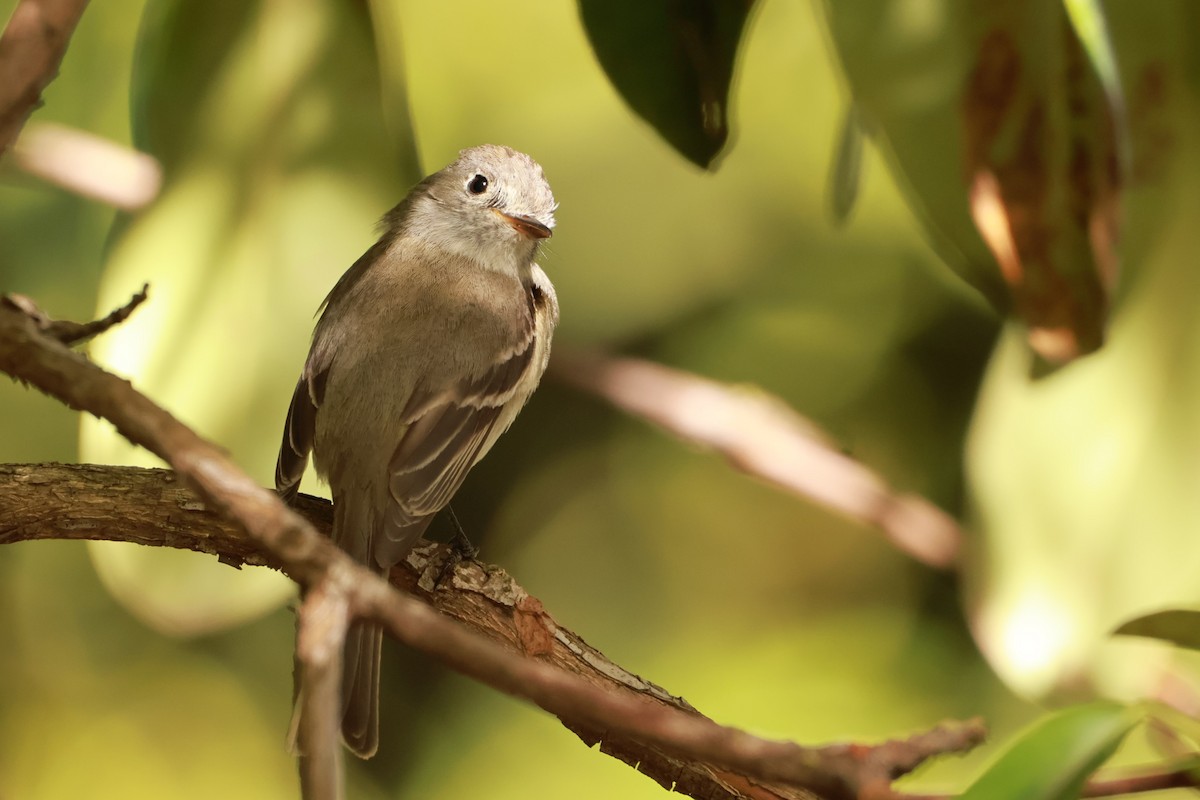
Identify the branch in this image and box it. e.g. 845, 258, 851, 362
0, 293, 981, 799
0, 462, 986, 799
10, 465, 1200, 800
1081, 765, 1200, 797
9, 122, 162, 209
0, 0, 91, 154
551, 350, 963, 569
295, 580, 349, 800
3, 284, 148, 346
896, 762, 1200, 800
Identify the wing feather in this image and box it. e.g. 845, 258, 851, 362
275, 366, 328, 503
385, 328, 536, 531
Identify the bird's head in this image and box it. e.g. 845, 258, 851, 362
405, 144, 557, 276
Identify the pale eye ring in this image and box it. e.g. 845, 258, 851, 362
467, 174, 489, 194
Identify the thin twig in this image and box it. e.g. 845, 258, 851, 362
296, 578, 351, 800
551, 349, 963, 569
2, 284, 149, 346
890, 762, 1200, 800
1082, 764, 1200, 797
10, 122, 162, 209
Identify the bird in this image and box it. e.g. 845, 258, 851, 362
275, 144, 559, 758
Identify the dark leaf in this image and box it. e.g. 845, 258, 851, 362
578, 0, 756, 169
1114, 609, 1200, 650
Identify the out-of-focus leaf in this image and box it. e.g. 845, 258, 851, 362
827, 103, 865, 226
1114, 609, 1200, 650
959, 703, 1136, 800
80, 0, 419, 635
577, 0, 756, 169
818, 1, 1127, 364
1064, 0, 1123, 109
965, 3, 1194, 704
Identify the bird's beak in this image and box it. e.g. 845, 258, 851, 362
496, 210, 553, 240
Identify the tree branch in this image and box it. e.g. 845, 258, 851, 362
8, 122, 162, 209
0, 462, 984, 800
3, 284, 149, 346
0, 292, 981, 799
295, 579, 349, 800
551, 350, 963, 569
0, 0, 91, 154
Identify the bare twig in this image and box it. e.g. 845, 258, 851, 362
10, 122, 162, 209
551, 350, 964, 569
1081, 764, 1200, 797
831, 721, 987, 799
0, 0, 91, 154
895, 761, 1200, 800
2, 284, 148, 346
0, 293, 980, 800
296, 579, 350, 800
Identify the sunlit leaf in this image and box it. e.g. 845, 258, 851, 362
577, 0, 757, 169
959, 703, 1137, 800
818, 1, 1127, 364
1114, 609, 1200, 650
964, 3, 1196, 704
81, 0, 419, 635
1064, 0, 1123, 109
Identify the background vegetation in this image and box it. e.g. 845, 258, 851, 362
3, 0, 1200, 797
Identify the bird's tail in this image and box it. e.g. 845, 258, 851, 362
289, 489, 383, 759
340, 619, 383, 757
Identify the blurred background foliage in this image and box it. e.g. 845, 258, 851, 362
3, 0, 1200, 797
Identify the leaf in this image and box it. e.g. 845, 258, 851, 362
827, 103, 865, 226
818, 1, 1128, 364
1063, 0, 1123, 109
1114, 609, 1200, 650
577, 0, 757, 169
81, 0, 419, 635
960, 703, 1137, 800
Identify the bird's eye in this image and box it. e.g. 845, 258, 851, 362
467, 174, 489, 194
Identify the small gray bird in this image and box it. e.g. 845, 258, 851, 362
275, 144, 559, 758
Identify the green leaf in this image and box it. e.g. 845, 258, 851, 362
1114, 609, 1200, 650
577, 0, 757, 169
1064, 0, 1123, 110
817, 1, 1127, 364
960, 703, 1137, 800
82, 0, 419, 635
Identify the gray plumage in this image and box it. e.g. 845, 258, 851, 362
275, 144, 559, 758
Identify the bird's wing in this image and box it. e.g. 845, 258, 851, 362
275, 239, 396, 504
274, 359, 330, 503
384, 310, 539, 533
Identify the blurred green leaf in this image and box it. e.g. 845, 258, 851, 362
1114, 609, 1200, 650
818, 1, 1126, 363
959, 703, 1137, 800
1064, 0, 1123, 108
964, 2, 1197, 705
81, 0, 419, 635
577, 0, 756, 169
827, 103, 865, 226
